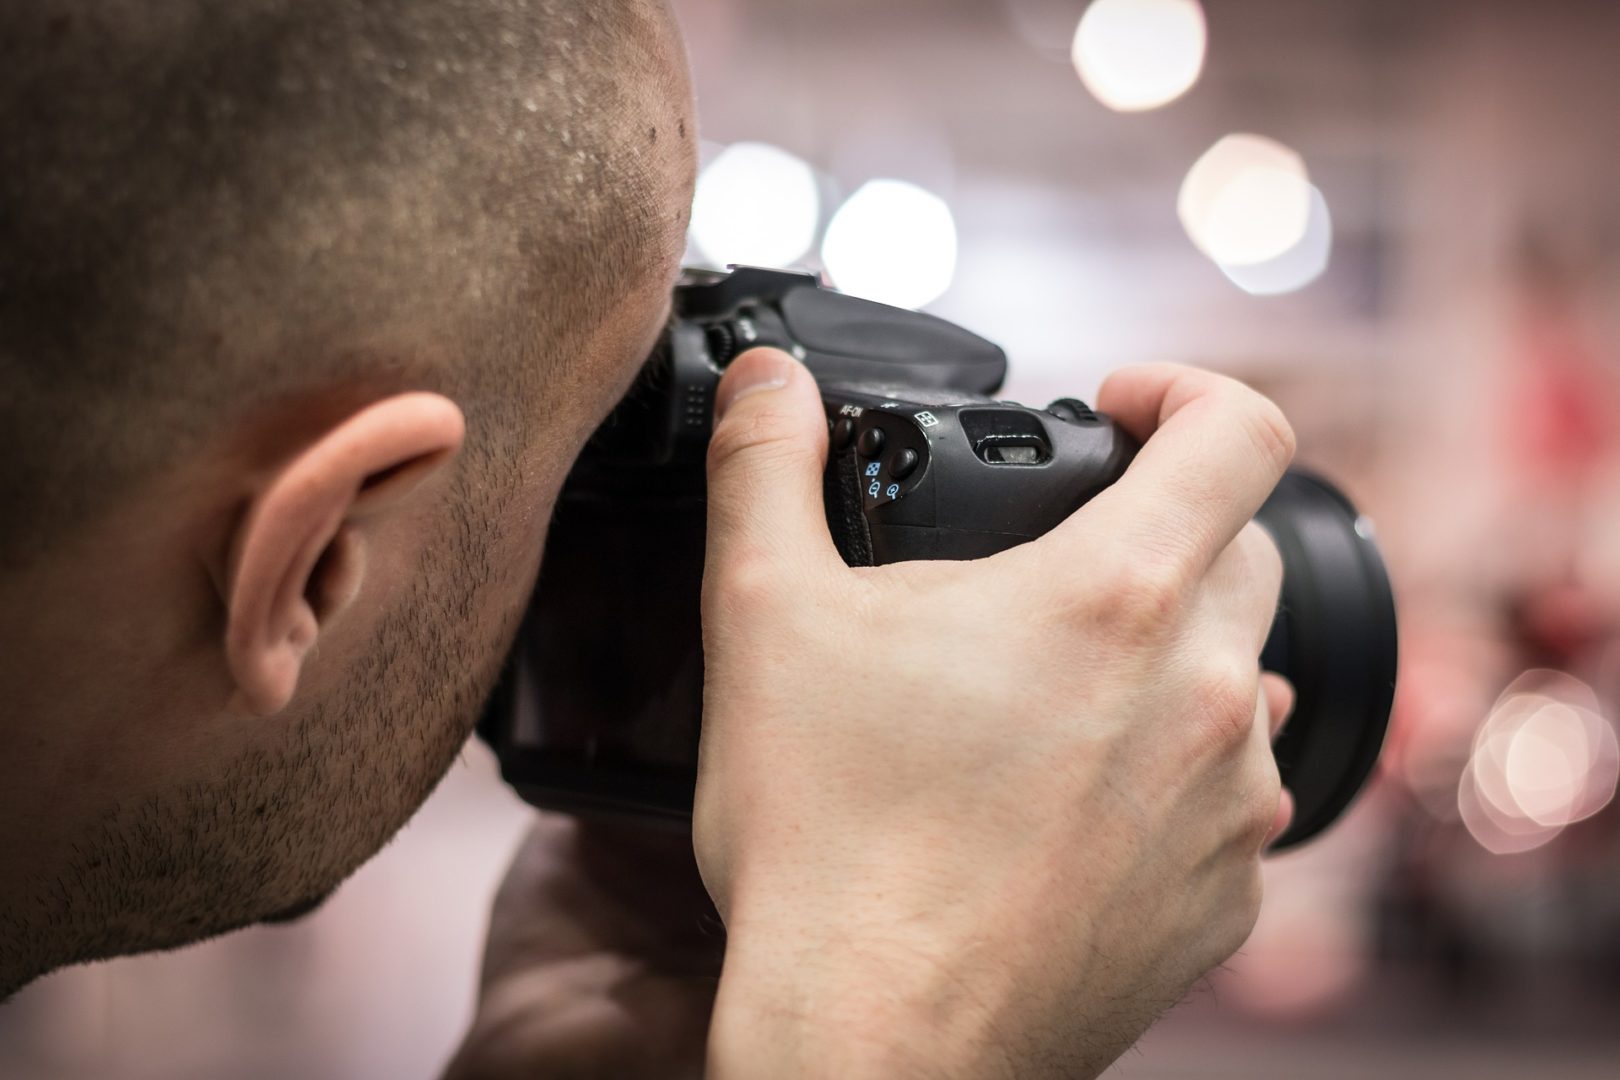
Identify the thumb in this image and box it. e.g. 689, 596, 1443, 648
705, 346, 838, 574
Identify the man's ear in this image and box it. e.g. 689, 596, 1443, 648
223, 392, 465, 716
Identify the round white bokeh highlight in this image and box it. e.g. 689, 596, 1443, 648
1459, 679, 1620, 856
1218, 183, 1333, 295
821, 179, 958, 309
1179, 133, 1312, 267
689, 141, 820, 268
1072, 0, 1207, 112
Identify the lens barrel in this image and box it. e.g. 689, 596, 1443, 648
1258, 471, 1398, 849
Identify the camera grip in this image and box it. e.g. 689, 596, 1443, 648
823, 450, 876, 566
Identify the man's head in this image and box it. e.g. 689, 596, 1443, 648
0, 0, 696, 994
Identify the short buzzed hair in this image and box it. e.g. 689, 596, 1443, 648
0, 0, 693, 569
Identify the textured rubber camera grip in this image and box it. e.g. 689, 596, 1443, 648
822, 451, 875, 567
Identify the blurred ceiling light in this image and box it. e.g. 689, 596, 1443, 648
1458, 767, 1560, 856
1071, 0, 1207, 112
1178, 134, 1312, 267
1459, 679, 1620, 855
689, 141, 820, 269
821, 179, 958, 309
1506, 704, 1589, 825
1218, 184, 1332, 295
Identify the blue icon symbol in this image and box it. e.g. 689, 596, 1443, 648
886, 483, 900, 498
865, 462, 881, 477
868, 480, 881, 497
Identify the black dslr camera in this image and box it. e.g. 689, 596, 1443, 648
480, 267, 1397, 849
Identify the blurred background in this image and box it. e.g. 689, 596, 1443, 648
6, 0, 1620, 1076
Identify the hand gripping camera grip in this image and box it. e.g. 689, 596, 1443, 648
823, 448, 878, 566
817, 391, 1396, 849
818, 389, 1137, 565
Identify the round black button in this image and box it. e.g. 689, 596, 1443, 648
857, 427, 886, 458
889, 448, 920, 480
832, 417, 857, 452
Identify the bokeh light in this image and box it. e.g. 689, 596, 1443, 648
1459, 673, 1620, 855
1178, 134, 1313, 267
821, 179, 958, 309
1218, 183, 1333, 295
689, 141, 821, 268
1071, 0, 1207, 112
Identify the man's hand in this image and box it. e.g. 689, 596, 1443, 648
696, 350, 1296, 1078
444, 815, 723, 1080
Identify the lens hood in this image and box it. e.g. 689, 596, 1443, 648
1258, 471, 1398, 849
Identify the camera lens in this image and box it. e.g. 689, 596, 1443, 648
1257, 471, 1398, 849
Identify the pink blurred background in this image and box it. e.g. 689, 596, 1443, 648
7, 0, 1620, 1076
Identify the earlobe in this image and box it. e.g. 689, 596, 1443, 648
223, 392, 465, 716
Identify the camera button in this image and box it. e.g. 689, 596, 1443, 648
889, 448, 920, 480
858, 427, 886, 458
832, 417, 857, 452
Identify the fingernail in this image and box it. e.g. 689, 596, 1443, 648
715, 350, 792, 420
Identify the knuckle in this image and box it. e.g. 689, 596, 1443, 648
1197, 870, 1264, 970
1224, 868, 1266, 951
1191, 660, 1258, 750
1240, 779, 1280, 848
1239, 523, 1283, 585
1231, 524, 1284, 609
1097, 556, 1189, 638
1240, 394, 1297, 474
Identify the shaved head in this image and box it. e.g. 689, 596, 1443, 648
0, 0, 696, 993
0, 0, 694, 567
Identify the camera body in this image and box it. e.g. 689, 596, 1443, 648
480, 267, 1397, 849
816, 384, 1133, 566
